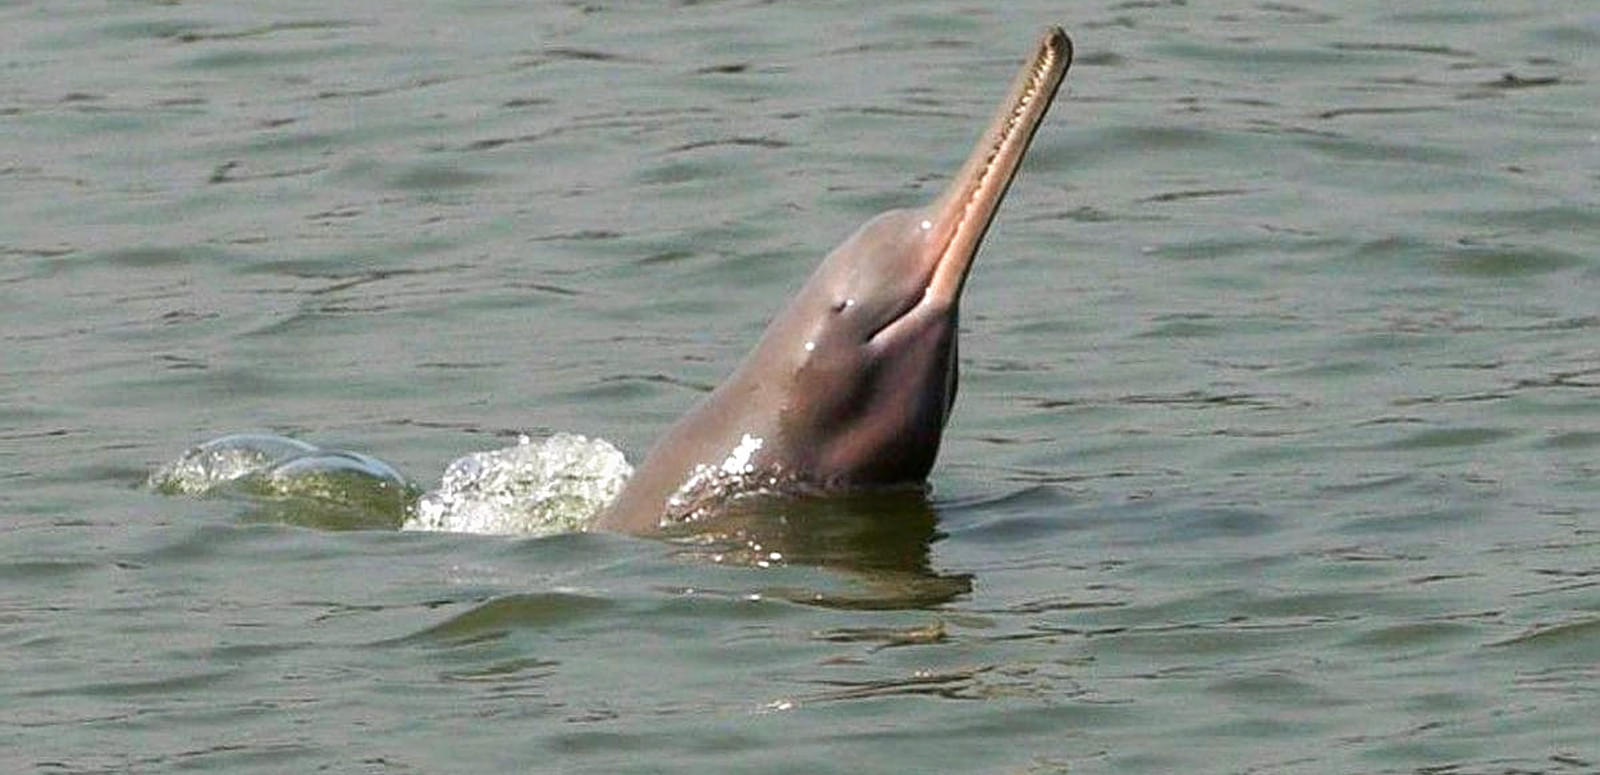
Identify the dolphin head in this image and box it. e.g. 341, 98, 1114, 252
594, 28, 1072, 532
767, 27, 1073, 489
772, 208, 964, 486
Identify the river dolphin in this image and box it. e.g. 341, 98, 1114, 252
595, 27, 1072, 533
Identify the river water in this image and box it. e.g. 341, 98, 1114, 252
4, 1, 1598, 772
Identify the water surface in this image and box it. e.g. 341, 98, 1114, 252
3, 1, 1598, 772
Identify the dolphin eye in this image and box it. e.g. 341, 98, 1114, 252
832, 298, 856, 313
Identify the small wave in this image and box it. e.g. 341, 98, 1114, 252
148, 433, 320, 495
150, 431, 631, 536
148, 433, 418, 530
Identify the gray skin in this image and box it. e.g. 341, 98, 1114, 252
594, 28, 1072, 533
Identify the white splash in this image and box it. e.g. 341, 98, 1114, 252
724, 434, 763, 474
403, 433, 632, 536
664, 433, 767, 523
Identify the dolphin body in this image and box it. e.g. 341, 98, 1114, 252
595, 28, 1072, 533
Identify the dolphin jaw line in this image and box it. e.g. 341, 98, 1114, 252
865, 30, 1064, 352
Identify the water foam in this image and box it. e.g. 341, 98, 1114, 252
403, 433, 632, 536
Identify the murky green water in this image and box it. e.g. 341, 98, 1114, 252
4, 1, 1598, 772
